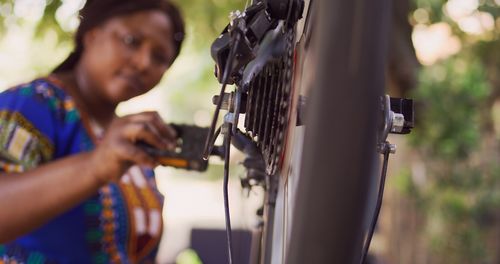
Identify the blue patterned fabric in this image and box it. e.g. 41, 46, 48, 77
0, 78, 164, 264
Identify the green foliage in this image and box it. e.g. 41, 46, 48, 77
402, 0, 500, 261
392, 168, 415, 195
33, 0, 67, 40
0, 0, 13, 33
176, 249, 203, 264
413, 0, 447, 24
426, 186, 493, 263
410, 56, 490, 160
408, 54, 499, 263
0, 0, 244, 46
172, 0, 243, 49
0, 0, 246, 105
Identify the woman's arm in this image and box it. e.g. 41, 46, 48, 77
0, 152, 102, 243
0, 111, 176, 243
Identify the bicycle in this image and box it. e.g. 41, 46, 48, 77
201, 0, 414, 263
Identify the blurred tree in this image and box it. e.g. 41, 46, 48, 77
0, 0, 244, 122
386, 0, 500, 263
387, 0, 420, 97
0, 0, 247, 185
0, 0, 242, 44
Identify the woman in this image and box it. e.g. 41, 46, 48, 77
0, 0, 184, 263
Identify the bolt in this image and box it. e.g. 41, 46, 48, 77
212, 93, 232, 111
389, 144, 397, 154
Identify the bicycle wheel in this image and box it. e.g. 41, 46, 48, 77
204, 0, 392, 262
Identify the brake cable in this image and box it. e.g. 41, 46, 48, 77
360, 95, 411, 264
204, 20, 247, 264
223, 122, 234, 264
202, 32, 241, 160
360, 142, 392, 264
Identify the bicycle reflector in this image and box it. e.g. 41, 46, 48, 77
389, 97, 414, 134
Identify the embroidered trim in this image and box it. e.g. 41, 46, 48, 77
118, 167, 163, 262
0, 161, 24, 173
0, 111, 54, 169
0, 244, 57, 264
98, 186, 124, 264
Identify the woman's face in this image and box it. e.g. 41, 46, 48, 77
80, 10, 175, 104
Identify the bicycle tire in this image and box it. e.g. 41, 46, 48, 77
282, 0, 391, 263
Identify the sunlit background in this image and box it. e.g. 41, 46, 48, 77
0, 0, 499, 263
0, 0, 262, 263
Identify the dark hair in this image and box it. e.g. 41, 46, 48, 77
53, 0, 185, 73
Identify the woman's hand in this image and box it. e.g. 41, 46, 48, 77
90, 111, 177, 184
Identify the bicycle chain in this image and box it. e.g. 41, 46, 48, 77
243, 28, 295, 175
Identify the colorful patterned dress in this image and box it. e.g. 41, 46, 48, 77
0, 78, 164, 264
